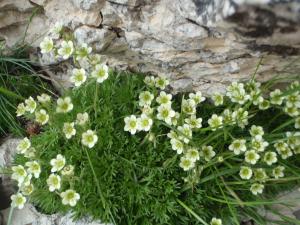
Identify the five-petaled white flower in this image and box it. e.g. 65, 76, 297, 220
229, 139, 246, 155
249, 125, 264, 139
212, 93, 224, 106
58, 40, 74, 59
17, 138, 31, 154
170, 138, 184, 154
270, 89, 284, 105
272, 166, 285, 179
184, 115, 202, 129
82, 130, 98, 148
63, 122, 76, 139
157, 104, 175, 125
47, 174, 61, 192
37, 93, 51, 104
76, 43, 92, 60
56, 97, 73, 113
76, 112, 89, 126
16, 103, 26, 117
144, 76, 156, 87
239, 166, 253, 180
263, 151, 277, 166
210, 217, 222, 225
156, 91, 172, 106
11, 165, 27, 184
208, 114, 223, 131
245, 150, 260, 165
21, 183, 34, 196
186, 147, 200, 162
251, 136, 269, 152
189, 91, 205, 104
250, 183, 264, 195
60, 189, 80, 207
70, 68, 87, 87
92, 64, 109, 83
182, 99, 196, 115
50, 154, 66, 172
155, 77, 169, 90
11, 193, 26, 209
177, 124, 192, 144
40, 37, 54, 54
25, 161, 41, 178
35, 109, 49, 125
139, 91, 154, 107
25, 97, 37, 113
138, 114, 153, 131
124, 115, 140, 135
179, 156, 195, 171
200, 145, 216, 161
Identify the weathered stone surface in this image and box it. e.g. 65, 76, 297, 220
0, 0, 300, 94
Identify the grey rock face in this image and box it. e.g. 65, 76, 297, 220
0, 0, 300, 94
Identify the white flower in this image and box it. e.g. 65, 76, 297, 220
245, 150, 260, 165
139, 91, 154, 107
182, 99, 196, 115
63, 122, 76, 139
254, 168, 268, 181
226, 82, 250, 105
49, 22, 63, 38
249, 125, 264, 138
250, 183, 264, 195
12, 165, 27, 184
229, 139, 246, 155
81, 130, 98, 148
138, 114, 153, 131
239, 166, 253, 180
35, 109, 49, 125
179, 156, 195, 171
177, 124, 192, 144
11, 193, 26, 209
17, 138, 31, 154
61, 165, 74, 176
171, 112, 180, 126
263, 152, 277, 166
189, 91, 205, 104
56, 97, 73, 113
37, 93, 51, 104
25, 161, 41, 178
272, 166, 285, 179
295, 117, 300, 129
167, 130, 179, 139
200, 145, 215, 161
16, 103, 26, 117
40, 37, 54, 54
258, 100, 270, 110
223, 109, 233, 124
50, 154, 66, 172
157, 104, 175, 125
286, 93, 300, 108
58, 40, 74, 59
251, 136, 269, 152
155, 76, 169, 90
232, 108, 248, 128
60, 189, 80, 207
208, 114, 223, 131
186, 147, 200, 162
210, 217, 222, 225
21, 183, 34, 196
184, 115, 202, 129
21, 174, 32, 187
270, 89, 284, 105
124, 115, 140, 135
141, 106, 154, 116
24, 147, 36, 159
286, 131, 300, 149
47, 174, 61, 192
144, 76, 155, 87
284, 106, 299, 117
212, 93, 224, 106
76, 112, 89, 126
76, 43, 92, 60
252, 95, 263, 106
70, 68, 87, 87
170, 138, 184, 154
25, 97, 37, 113
156, 91, 172, 105
274, 141, 293, 159
91, 64, 109, 83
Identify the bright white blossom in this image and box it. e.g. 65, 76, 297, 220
208, 114, 223, 131
189, 91, 205, 104
155, 77, 169, 90
58, 40, 74, 59
139, 91, 154, 107
144, 76, 155, 87
76, 112, 89, 126
210, 217, 222, 225
91, 64, 109, 83
157, 104, 175, 125
124, 115, 140, 135
286, 93, 300, 108
37, 93, 51, 104
70, 68, 87, 87
170, 138, 184, 154
251, 136, 269, 152
76, 43, 92, 60
141, 106, 154, 116
63, 122, 76, 139
179, 156, 195, 171
12, 165, 27, 184
61, 165, 74, 176
274, 141, 293, 159
138, 114, 153, 131
24, 147, 36, 159
40, 37, 54, 54
47, 174, 61, 192
272, 166, 285, 179
286, 132, 300, 149
263, 152, 277, 165
226, 82, 250, 105
56, 97, 73, 113
284, 106, 299, 117
250, 183, 264, 195
270, 89, 284, 105
259, 100, 270, 110
60, 189, 80, 207
50, 154, 66, 173
232, 108, 248, 128
25, 161, 41, 178
185, 115, 202, 129
16, 103, 26, 117
186, 147, 200, 162
239, 166, 253, 180
182, 99, 196, 115
156, 91, 172, 106
229, 139, 246, 155
200, 145, 215, 161
35, 109, 49, 125
212, 93, 224, 106
177, 124, 192, 144
25, 97, 37, 113
171, 112, 180, 126
245, 150, 260, 165
254, 168, 268, 181
17, 138, 31, 154
11, 193, 26, 209
21, 183, 34, 196
250, 125, 264, 138
81, 130, 98, 148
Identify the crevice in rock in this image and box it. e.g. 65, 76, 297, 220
247, 42, 300, 56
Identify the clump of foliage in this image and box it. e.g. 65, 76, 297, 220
7, 24, 300, 225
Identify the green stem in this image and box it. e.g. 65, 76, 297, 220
94, 82, 99, 118
0, 87, 24, 100
7, 206, 14, 225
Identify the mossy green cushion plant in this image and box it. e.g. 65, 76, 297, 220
8, 24, 300, 225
